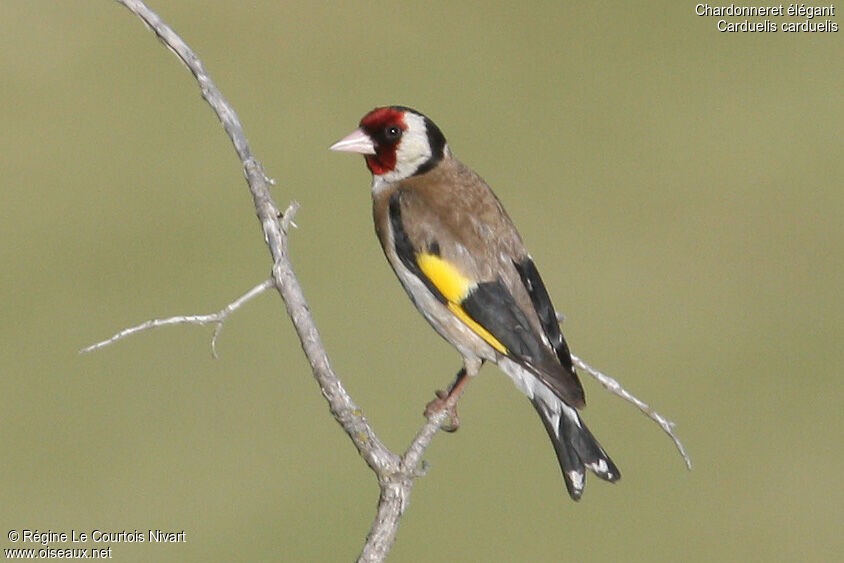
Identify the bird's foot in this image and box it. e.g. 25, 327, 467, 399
424, 389, 460, 432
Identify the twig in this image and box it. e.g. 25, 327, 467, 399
80, 278, 274, 358
554, 311, 691, 469
571, 352, 692, 470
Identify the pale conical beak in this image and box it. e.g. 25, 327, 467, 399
329, 128, 376, 155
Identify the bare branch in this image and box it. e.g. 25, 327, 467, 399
554, 312, 691, 469
81, 278, 274, 357
357, 399, 455, 562
571, 353, 693, 470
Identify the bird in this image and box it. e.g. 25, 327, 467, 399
330, 106, 619, 500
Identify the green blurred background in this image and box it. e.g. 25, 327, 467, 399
1, 1, 841, 561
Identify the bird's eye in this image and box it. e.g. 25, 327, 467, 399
384, 125, 402, 142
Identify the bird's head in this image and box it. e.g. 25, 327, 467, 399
330, 106, 447, 185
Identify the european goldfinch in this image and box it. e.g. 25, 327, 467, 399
330, 106, 619, 500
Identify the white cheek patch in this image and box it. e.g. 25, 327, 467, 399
379, 112, 432, 184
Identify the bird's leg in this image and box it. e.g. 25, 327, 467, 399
424, 368, 467, 432
424, 359, 482, 432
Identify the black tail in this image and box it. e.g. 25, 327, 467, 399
532, 398, 620, 500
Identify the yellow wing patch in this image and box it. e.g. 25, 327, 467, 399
416, 252, 508, 354
416, 252, 473, 302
